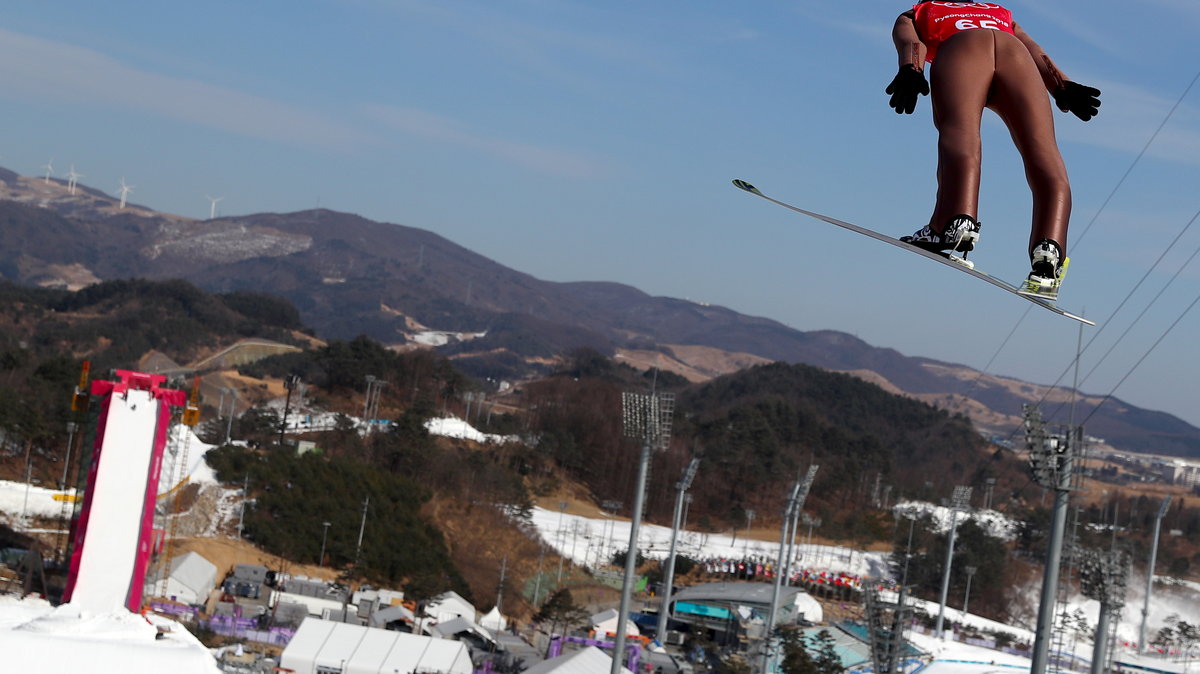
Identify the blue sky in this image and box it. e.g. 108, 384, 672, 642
1, 1, 1199, 430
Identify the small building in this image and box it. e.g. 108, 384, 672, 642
147, 551, 218, 605
429, 616, 497, 650
666, 582, 822, 646
425, 590, 477, 623
279, 617, 473, 674
223, 563, 269, 599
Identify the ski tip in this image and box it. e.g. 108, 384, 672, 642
732, 179, 761, 195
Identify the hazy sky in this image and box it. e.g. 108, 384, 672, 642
1, 1, 1199, 430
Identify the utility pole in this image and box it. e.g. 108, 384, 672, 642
497, 556, 507, 615
355, 496, 369, 566
656, 457, 700, 643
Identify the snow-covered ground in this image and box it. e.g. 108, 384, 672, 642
527, 505, 891, 580
425, 416, 518, 444
0, 595, 219, 673
894, 500, 1020, 541
526, 505, 1200, 672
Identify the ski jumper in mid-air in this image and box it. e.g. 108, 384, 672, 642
885, 1, 1100, 300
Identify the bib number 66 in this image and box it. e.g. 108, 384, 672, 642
955, 18, 1001, 30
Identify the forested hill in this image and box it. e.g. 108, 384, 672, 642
521, 355, 1028, 538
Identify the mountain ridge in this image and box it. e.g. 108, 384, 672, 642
1, 168, 1196, 457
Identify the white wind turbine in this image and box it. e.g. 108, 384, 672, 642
206, 195, 224, 220
66, 165, 83, 195
117, 177, 135, 209
42, 159, 54, 184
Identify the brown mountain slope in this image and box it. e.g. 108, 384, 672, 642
0, 169, 1196, 457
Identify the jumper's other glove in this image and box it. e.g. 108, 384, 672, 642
1053, 81, 1101, 121
885, 65, 929, 114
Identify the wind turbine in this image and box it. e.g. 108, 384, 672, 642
206, 195, 224, 220
42, 159, 54, 184
117, 177, 135, 209
66, 165, 83, 195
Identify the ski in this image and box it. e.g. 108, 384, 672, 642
732, 179, 1094, 326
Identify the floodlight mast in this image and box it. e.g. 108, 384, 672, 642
655, 456, 700, 643
763, 464, 819, 674
1079, 547, 1131, 674
1139, 496, 1172, 654
611, 391, 673, 674
1026, 405, 1080, 674
935, 485, 972, 639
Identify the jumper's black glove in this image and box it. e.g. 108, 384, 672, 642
885, 65, 929, 114
1053, 81, 1101, 121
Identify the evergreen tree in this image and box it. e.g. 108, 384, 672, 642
812, 629, 845, 674
776, 626, 816, 674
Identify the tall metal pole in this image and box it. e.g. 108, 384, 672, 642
1027, 409, 1077, 674
612, 440, 650, 674
319, 521, 331, 567
657, 457, 700, 643
613, 391, 672, 674
763, 465, 818, 674
936, 486, 971, 639
224, 388, 236, 444
355, 495, 369, 566
1140, 496, 1171, 654
763, 482, 801, 674
1091, 606, 1112, 674
962, 565, 977, 616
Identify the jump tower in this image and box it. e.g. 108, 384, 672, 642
61, 368, 198, 613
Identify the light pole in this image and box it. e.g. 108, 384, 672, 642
1140, 496, 1172, 654
962, 565, 978, 616
319, 521, 331, 567
936, 485, 972, 639
612, 390, 673, 674
743, 509, 756, 555
222, 388, 237, 444
556, 501, 567, 583
764, 465, 819, 674
1026, 406, 1080, 674
656, 457, 700, 643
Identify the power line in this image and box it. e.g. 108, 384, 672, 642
1080, 289, 1200, 427
974, 70, 1200, 440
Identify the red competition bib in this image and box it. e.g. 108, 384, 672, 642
912, 2, 1015, 62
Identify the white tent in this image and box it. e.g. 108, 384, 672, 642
792, 592, 824, 624
523, 646, 634, 674
480, 605, 507, 631
589, 608, 640, 638
148, 551, 218, 605
280, 618, 473, 674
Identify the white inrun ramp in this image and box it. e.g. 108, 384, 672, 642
63, 370, 187, 614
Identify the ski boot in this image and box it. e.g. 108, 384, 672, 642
1018, 239, 1068, 301
901, 214, 982, 267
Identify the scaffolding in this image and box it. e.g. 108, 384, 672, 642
864, 586, 913, 674
154, 378, 202, 600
